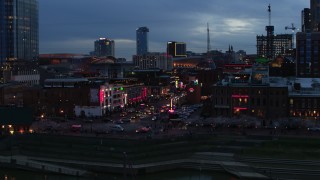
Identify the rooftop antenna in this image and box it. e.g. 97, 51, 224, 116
268, 4, 271, 26
207, 23, 211, 53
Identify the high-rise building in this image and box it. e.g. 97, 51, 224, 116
0, 0, 39, 64
136, 27, 149, 55
302, 8, 311, 32
167, 41, 187, 58
94, 38, 115, 57
296, 32, 320, 77
265, 26, 274, 59
257, 34, 293, 59
311, 0, 320, 32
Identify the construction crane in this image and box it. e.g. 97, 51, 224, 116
285, 23, 297, 48
285, 23, 296, 31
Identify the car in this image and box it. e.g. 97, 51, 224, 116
151, 116, 157, 121
131, 116, 138, 120
71, 124, 82, 132
103, 118, 113, 122
114, 120, 124, 124
308, 127, 320, 131
120, 112, 127, 117
121, 118, 131, 123
136, 126, 152, 133
110, 125, 124, 132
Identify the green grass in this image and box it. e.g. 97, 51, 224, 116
0, 134, 226, 164
239, 137, 320, 160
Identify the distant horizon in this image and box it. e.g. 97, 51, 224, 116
39, 0, 308, 60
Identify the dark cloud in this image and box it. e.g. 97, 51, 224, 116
39, 0, 309, 60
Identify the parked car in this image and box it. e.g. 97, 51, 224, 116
136, 126, 152, 133
71, 124, 82, 132
308, 127, 320, 132
120, 112, 127, 117
114, 120, 124, 124
110, 125, 124, 132
103, 118, 113, 122
121, 118, 131, 123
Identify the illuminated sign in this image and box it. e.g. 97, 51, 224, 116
194, 80, 198, 86
99, 89, 104, 104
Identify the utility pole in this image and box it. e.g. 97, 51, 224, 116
207, 23, 211, 54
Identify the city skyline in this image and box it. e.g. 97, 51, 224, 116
39, 0, 308, 60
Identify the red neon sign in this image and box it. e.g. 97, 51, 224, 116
99, 89, 104, 104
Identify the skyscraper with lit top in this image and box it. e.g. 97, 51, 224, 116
94, 38, 115, 57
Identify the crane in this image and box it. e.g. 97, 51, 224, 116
285, 23, 296, 31
285, 23, 297, 48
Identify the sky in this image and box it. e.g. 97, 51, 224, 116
39, 0, 309, 60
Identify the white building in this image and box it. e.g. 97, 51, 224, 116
133, 52, 173, 71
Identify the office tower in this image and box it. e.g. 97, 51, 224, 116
311, 0, 320, 31
136, 27, 149, 55
257, 34, 292, 59
94, 38, 115, 57
0, 0, 39, 64
302, 8, 311, 32
296, 32, 320, 77
167, 41, 187, 58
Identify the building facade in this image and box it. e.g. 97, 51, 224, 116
0, 0, 39, 63
94, 38, 115, 57
257, 34, 292, 59
302, 8, 311, 33
136, 27, 149, 55
296, 32, 320, 77
288, 81, 320, 120
167, 41, 187, 58
133, 53, 173, 71
212, 64, 288, 120
311, 0, 320, 32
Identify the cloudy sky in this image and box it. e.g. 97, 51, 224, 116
39, 0, 308, 60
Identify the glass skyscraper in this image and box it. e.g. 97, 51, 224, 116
0, 0, 38, 64
311, 0, 320, 31
136, 27, 149, 55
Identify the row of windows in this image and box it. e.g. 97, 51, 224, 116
214, 97, 286, 108
214, 89, 286, 96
